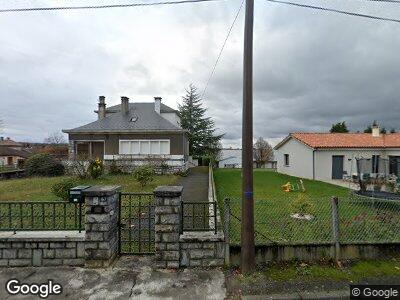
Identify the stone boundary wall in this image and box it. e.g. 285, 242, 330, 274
0, 185, 121, 269
229, 242, 400, 266
83, 185, 120, 268
0, 231, 85, 267
180, 232, 225, 267
154, 186, 182, 269
154, 185, 226, 268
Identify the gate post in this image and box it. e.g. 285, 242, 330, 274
83, 185, 121, 268
154, 186, 183, 269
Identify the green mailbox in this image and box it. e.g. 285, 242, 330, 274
69, 186, 91, 203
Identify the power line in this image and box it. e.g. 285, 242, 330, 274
201, 0, 244, 98
264, 0, 400, 23
0, 0, 226, 13
349, 0, 400, 3
354, 0, 400, 3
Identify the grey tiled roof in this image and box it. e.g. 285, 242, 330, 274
63, 103, 182, 133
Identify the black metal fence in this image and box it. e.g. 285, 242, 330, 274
119, 193, 155, 254
0, 201, 84, 232
181, 201, 218, 233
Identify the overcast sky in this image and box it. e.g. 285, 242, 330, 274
1, 0, 399, 147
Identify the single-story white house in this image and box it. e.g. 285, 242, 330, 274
218, 148, 277, 169
274, 126, 400, 181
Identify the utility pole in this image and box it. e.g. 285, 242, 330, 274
241, 0, 255, 273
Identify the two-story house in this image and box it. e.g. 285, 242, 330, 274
63, 96, 189, 167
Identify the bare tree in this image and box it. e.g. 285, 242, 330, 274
44, 132, 66, 144
253, 137, 274, 168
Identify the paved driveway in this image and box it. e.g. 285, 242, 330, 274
178, 166, 209, 202
0, 256, 226, 299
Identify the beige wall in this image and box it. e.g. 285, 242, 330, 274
276, 138, 314, 179
0, 155, 24, 166
69, 132, 188, 156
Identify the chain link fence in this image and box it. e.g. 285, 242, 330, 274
221, 193, 400, 246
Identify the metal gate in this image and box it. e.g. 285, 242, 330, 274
118, 192, 155, 255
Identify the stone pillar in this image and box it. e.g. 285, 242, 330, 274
154, 186, 183, 269
83, 185, 121, 268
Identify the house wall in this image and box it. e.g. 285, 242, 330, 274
160, 112, 181, 128
0, 155, 24, 166
276, 138, 314, 179
218, 149, 242, 168
314, 148, 400, 180
69, 132, 188, 157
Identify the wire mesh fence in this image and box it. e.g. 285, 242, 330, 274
222, 193, 400, 246
340, 194, 400, 243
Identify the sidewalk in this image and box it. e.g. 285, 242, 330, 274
0, 256, 226, 299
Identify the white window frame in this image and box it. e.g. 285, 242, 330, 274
119, 139, 170, 155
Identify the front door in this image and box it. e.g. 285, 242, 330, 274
332, 155, 344, 179
91, 142, 104, 160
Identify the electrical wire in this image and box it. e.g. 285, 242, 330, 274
0, 0, 227, 13
201, 0, 244, 99
264, 0, 400, 24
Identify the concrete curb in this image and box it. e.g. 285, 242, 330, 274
242, 290, 349, 300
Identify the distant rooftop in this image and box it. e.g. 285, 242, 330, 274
0, 137, 23, 147
275, 132, 400, 149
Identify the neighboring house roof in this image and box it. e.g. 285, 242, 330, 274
0, 147, 31, 158
274, 133, 400, 150
63, 103, 183, 134
0, 138, 23, 147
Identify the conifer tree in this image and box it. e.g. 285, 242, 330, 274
178, 84, 223, 157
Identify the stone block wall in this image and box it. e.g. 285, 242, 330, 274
83, 185, 121, 268
154, 186, 225, 269
0, 231, 85, 267
154, 186, 182, 268
179, 232, 225, 267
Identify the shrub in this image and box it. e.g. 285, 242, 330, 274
174, 169, 189, 177
88, 158, 104, 179
290, 193, 315, 216
51, 178, 78, 200
25, 153, 65, 177
108, 160, 123, 175
160, 161, 169, 175
133, 165, 155, 188
67, 159, 89, 179
199, 156, 211, 166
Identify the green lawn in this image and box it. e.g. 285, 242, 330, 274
227, 259, 400, 297
0, 174, 178, 233
234, 259, 400, 282
214, 169, 400, 245
0, 174, 179, 201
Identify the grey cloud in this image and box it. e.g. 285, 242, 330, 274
1, 0, 399, 145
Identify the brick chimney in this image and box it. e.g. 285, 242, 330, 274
121, 96, 129, 115
98, 96, 106, 120
372, 125, 380, 137
154, 97, 162, 114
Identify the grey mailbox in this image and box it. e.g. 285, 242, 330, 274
69, 186, 91, 203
